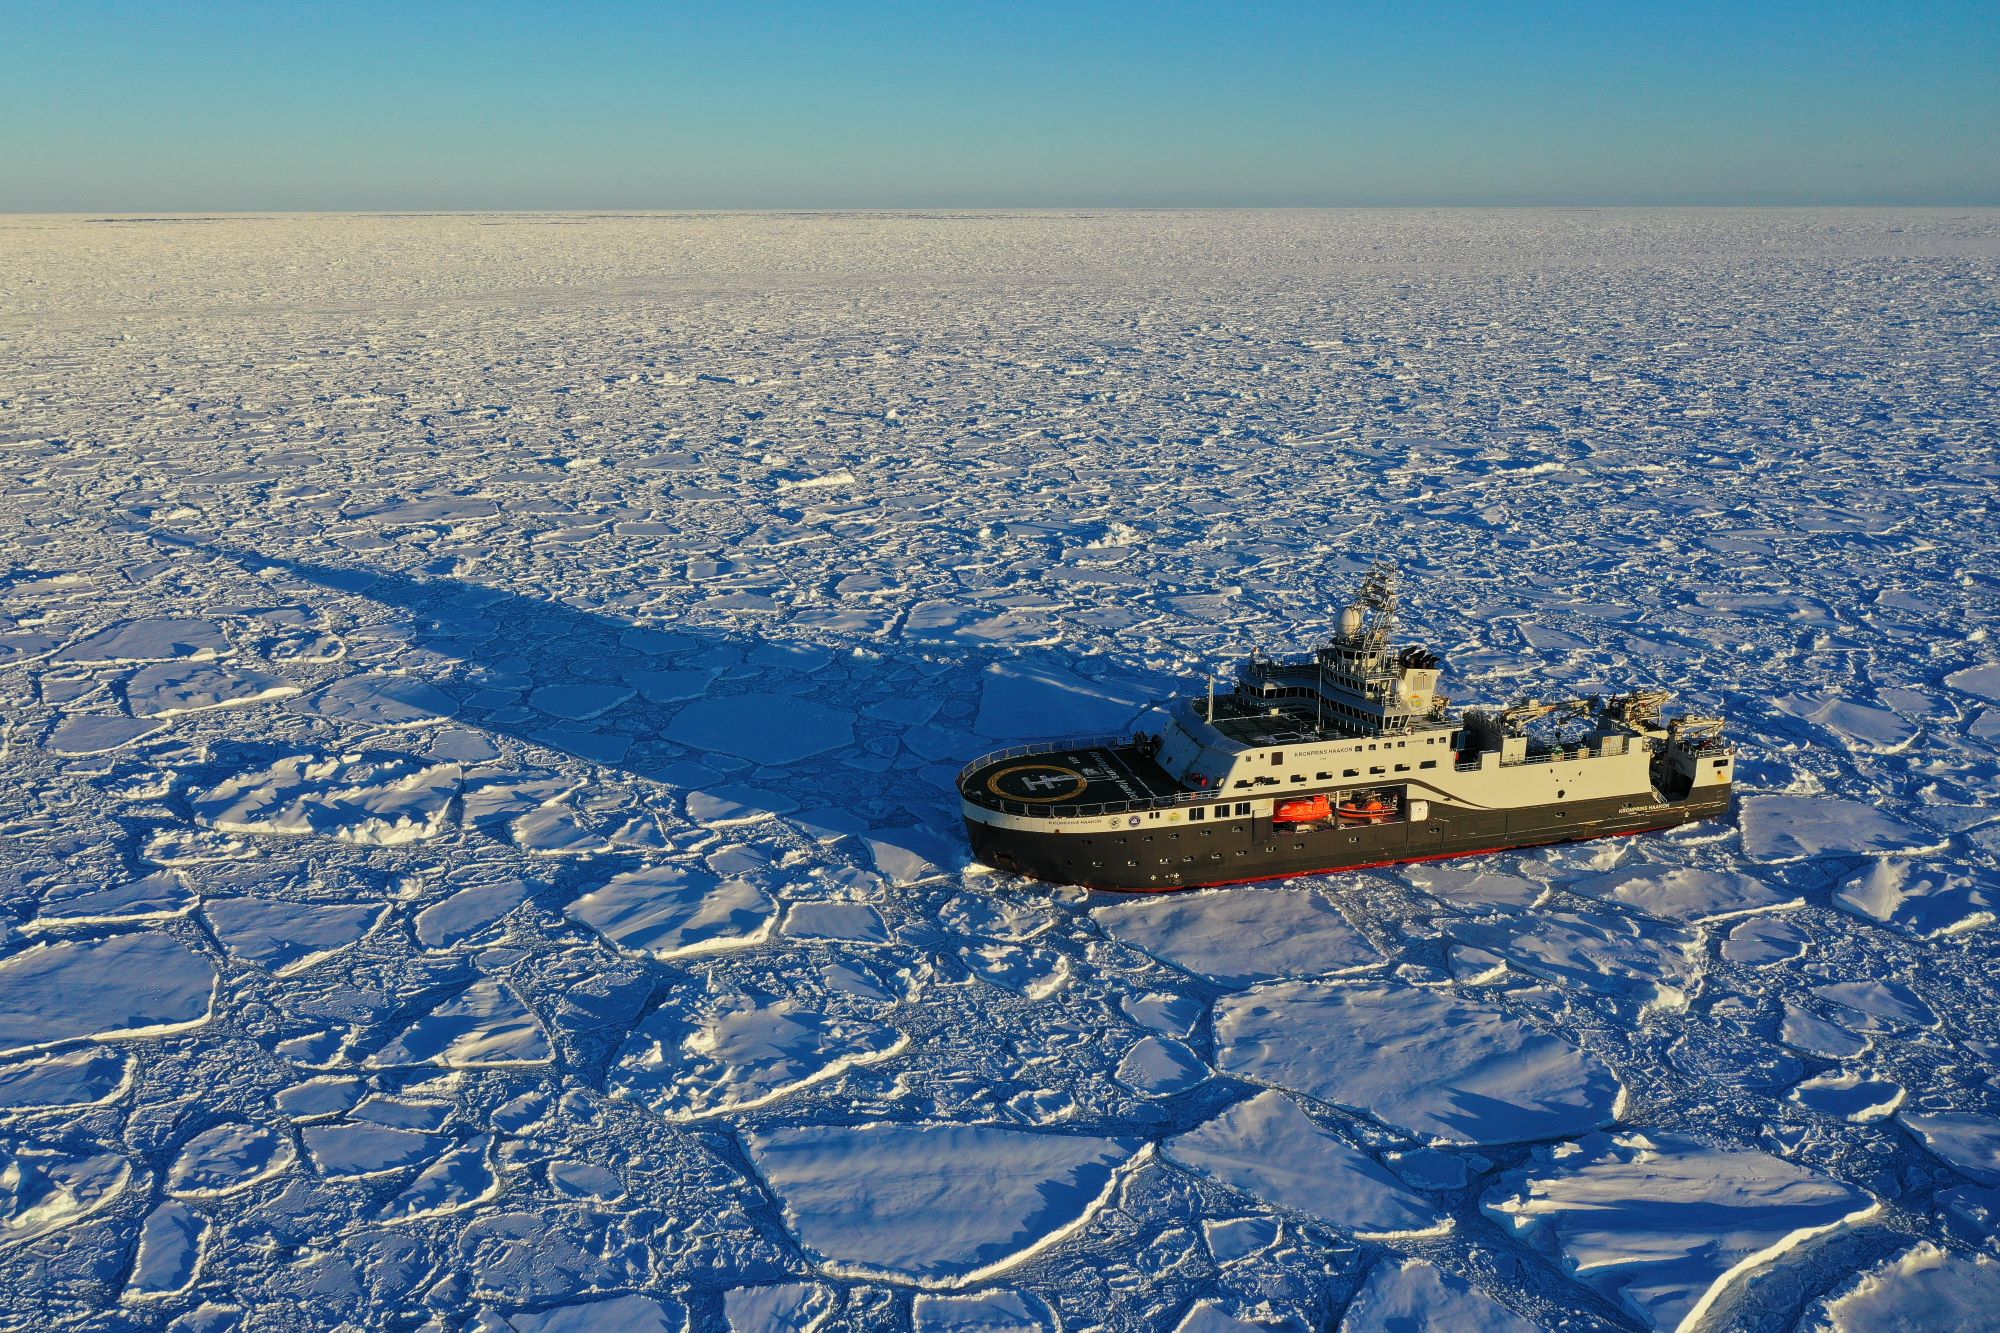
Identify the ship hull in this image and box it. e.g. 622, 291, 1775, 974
965, 789, 1732, 892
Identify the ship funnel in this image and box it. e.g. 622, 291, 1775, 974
1338, 605, 1363, 638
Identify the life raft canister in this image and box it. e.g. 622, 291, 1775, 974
1273, 795, 1333, 823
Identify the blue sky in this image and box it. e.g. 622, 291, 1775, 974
4, 0, 1995, 209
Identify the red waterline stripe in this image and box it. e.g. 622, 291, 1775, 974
1080, 825, 1675, 895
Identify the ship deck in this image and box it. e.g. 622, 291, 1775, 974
960, 742, 1190, 816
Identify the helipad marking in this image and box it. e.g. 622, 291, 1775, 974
987, 763, 1088, 803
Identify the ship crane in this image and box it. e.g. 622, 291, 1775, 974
1493, 696, 1596, 733
1603, 689, 1673, 731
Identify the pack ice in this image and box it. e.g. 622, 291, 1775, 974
2, 210, 1996, 1330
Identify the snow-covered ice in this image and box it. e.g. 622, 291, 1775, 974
2, 209, 1995, 1328
1090, 887, 1378, 986
1163, 1091, 1446, 1238
1339, 1258, 1541, 1333
1807, 1242, 2000, 1332
744, 1122, 1137, 1283
0, 932, 215, 1056
1484, 1131, 1879, 1330
1214, 980, 1624, 1144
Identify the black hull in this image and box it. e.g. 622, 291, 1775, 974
966, 791, 1733, 892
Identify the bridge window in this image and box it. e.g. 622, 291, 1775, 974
1271, 751, 1284, 766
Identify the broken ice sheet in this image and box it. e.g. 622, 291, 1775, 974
0, 932, 216, 1057
1441, 907, 1700, 1010
204, 896, 384, 975
166, 1121, 297, 1198
1483, 1130, 1878, 1331
1090, 887, 1379, 987
121, 659, 299, 716
1807, 1242, 2000, 1332
565, 863, 776, 960
744, 1121, 1137, 1283
1339, 1258, 1540, 1333
193, 752, 463, 845
1163, 1090, 1446, 1239
1215, 979, 1623, 1145
1832, 859, 1997, 939
608, 962, 908, 1119
1739, 795, 1944, 862
366, 977, 553, 1068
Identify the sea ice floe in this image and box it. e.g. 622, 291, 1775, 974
123, 1200, 208, 1300
1114, 1034, 1208, 1098
970, 661, 1152, 739
911, 1288, 1055, 1332
166, 1121, 296, 1198
1163, 1090, 1446, 1238
33, 869, 195, 928
609, 977, 906, 1119
494, 1292, 685, 1332
783, 901, 890, 945
958, 941, 1070, 999
1810, 978, 1937, 1033
415, 876, 532, 949
380, 1134, 500, 1222
121, 660, 299, 716
1567, 862, 1798, 922
0, 1048, 132, 1111
203, 896, 384, 975
0, 1142, 131, 1248
1832, 860, 1997, 939
1897, 1110, 2000, 1184
45, 715, 163, 755
302, 1121, 442, 1179
0, 932, 216, 1057
1788, 1071, 1905, 1121
1943, 663, 2000, 704
193, 752, 463, 845
1338, 1258, 1541, 1333
1739, 795, 1943, 862
1483, 1130, 1878, 1331
744, 1122, 1137, 1283
1441, 907, 1700, 1010
367, 977, 552, 1068
722, 1282, 836, 1332
688, 784, 799, 825
1215, 980, 1624, 1145
1090, 888, 1379, 987
1720, 916, 1810, 965
664, 692, 854, 765
1773, 692, 1921, 751
301, 672, 458, 727
1807, 1242, 2000, 1333
52, 617, 229, 664
564, 864, 777, 960
1780, 1001, 1872, 1059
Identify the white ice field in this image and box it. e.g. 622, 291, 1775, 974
0, 210, 1996, 1332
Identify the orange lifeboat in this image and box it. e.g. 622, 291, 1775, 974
1335, 793, 1397, 823
1273, 795, 1332, 824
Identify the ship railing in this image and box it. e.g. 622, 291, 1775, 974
955, 734, 1137, 787
964, 787, 1219, 820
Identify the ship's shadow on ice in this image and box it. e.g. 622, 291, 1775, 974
145, 529, 1170, 873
